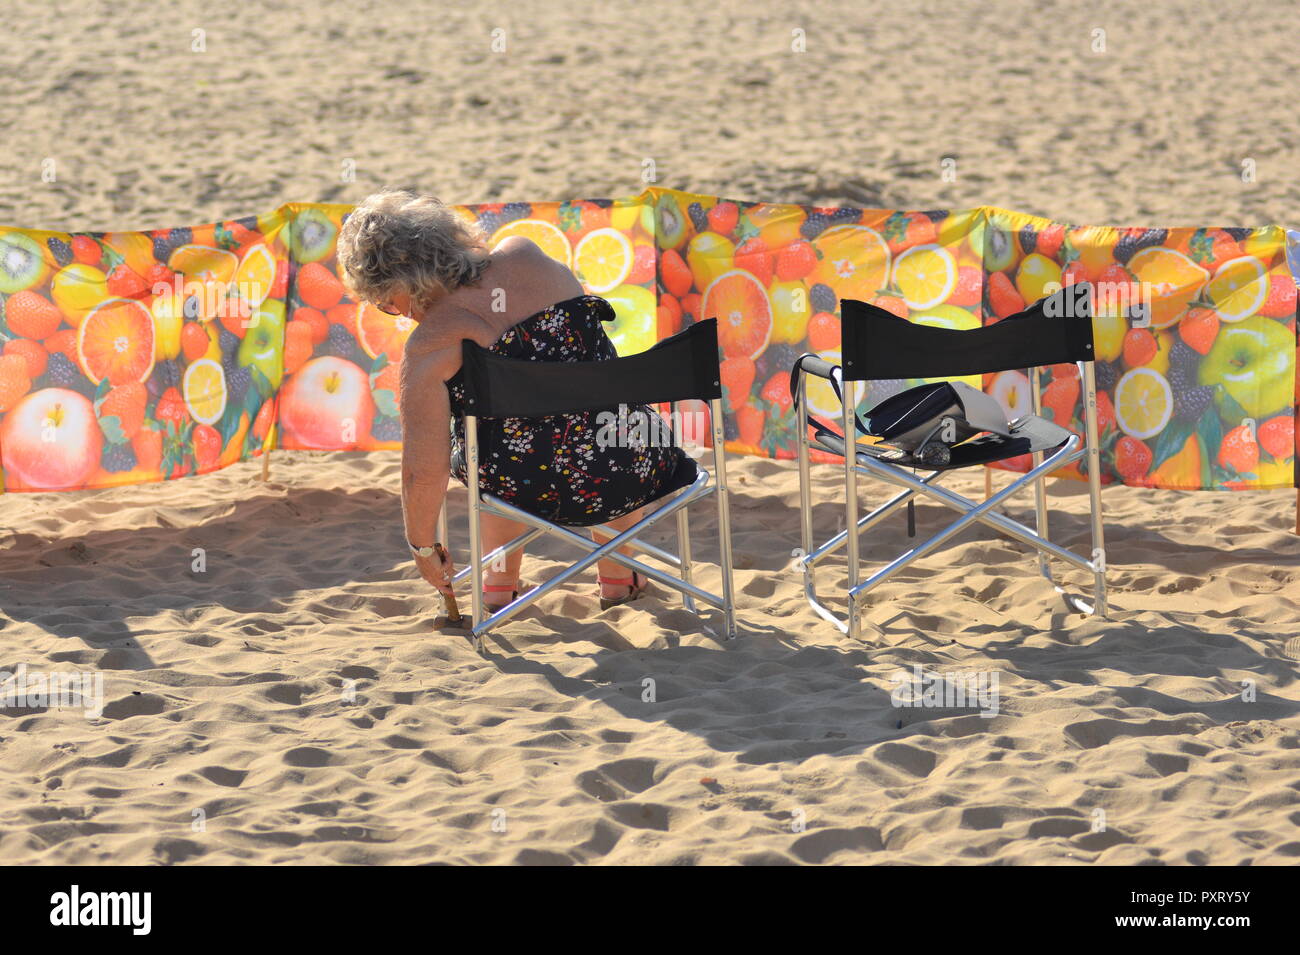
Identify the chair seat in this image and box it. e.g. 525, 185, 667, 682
812, 413, 1071, 472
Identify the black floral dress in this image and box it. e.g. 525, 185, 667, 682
447, 295, 697, 527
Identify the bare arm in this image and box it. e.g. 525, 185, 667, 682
399, 346, 458, 589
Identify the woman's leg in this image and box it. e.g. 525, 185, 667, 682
480, 511, 527, 595
591, 506, 649, 599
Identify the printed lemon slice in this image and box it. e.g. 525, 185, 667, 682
701, 269, 772, 360
232, 243, 277, 308
1206, 255, 1267, 322
1114, 367, 1173, 440
168, 244, 239, 285
603, 284, 658, 356
892, 244, 957, 310
183, 357, 228, 426
573, 227, 633, 293
1125, 247, 1208, 328
803, 349, 865, 421
77, 298, 156, 385
810, 225, 891, 302
356, 303, 417, 360
491, 219, 571, 269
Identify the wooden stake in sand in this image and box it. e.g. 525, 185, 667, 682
984, 467, 993, 500
260, 423, 275, 482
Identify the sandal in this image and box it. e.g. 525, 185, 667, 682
598, 573, 649, 611
482, 582, 520, 615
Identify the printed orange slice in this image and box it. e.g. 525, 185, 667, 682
356, 303, 418, 360
182, 358, 227, 426
701, 269, 772, 360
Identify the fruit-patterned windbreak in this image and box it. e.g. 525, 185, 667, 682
0, 190, 1294, 492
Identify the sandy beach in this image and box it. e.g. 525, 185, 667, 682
1, 0, 1298, 865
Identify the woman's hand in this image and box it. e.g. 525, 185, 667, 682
415, 548, 455, 595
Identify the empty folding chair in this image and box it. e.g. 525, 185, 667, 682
791, 285, 1107, 639
445, 317, 736, 647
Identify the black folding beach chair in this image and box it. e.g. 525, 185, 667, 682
442, 318, 736, 648
792, 286, 1107, 639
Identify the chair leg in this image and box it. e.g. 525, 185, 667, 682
842, 377, 861, 640
1081, 360, 1108, 616
465, 415, 484, 648
710, 398, 736, 640
1029, 366, 1052, 581
676, 507, 696, 613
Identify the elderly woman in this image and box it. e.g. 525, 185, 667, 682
336, 189, 697, 612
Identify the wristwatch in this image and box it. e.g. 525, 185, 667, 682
408, 540, 439, 559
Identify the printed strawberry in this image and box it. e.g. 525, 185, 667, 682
775, 240, 817, 282
106, 263, 150, 300
627, 243, 656, 285
193, 423, 222, 472
1258, 274, 1298, 318
269, 260, 289, 299
735, 403, 766, 446
3, 338, 48, 378
1217, 423, 1259, 473
131, 425, 164, 472
807, 311, 841, 352
44, 328, 77, 358
217, 292, 253, 337
181, 322, 209, 363
719, 356, 756, 409
733, 237, 773, 287
1060, 260, 1088, 287
947, 266, 982, 306
144, 262, 177, 296
293, 306, 330, 345
680, 292, 702, 325
284, 320, 315, 375
759, 372, 793, 417
296, 262, 345, 310
1042, 375, 1080, 426
155, 386, 189, 435
873, 294, 908, 318
1179, 307, 1219, 355
71, 234, 102, 265
883, 212, 937, 255
99, 381, 148, 441
1185, 228, 1242, 272
706, 202, 739, 236
1122, 328, 1158, 368
1036, 224, 1066, 259
988, 271, 1026, 319
1257, 415, 1294, 460
660, 248, 693, 296
4, 290, 64, 339
1115, 435, 1153, 482
0, 354, 31, 412
1096, 262, 1133, 292
1095, 390, 1116, 433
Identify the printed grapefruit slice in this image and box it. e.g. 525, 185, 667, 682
811, 225, 891, 302
892, 244, 957, 310
573, 227, 633, 293
182, 358, 228, 426
356, 303, 418, 360
77, 298, 156, 385
491, 219, 571, 269
701, 269, 772, 360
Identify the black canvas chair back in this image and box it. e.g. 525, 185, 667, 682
447, 317, 736, 648
459, 318, 722, 416
790, 288, 1107, 639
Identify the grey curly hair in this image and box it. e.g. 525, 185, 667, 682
335, 188, 491, 310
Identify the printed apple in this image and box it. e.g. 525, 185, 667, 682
1197, 315, 1295, 419
279, 356, 374, 450
237, 300, 286, 394
0, 388, 103, 489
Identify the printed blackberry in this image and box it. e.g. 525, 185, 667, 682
1174, 385, 1214, 423
687, 202, 709, 233
218, 327, 240, 358
723, 414, 739, 442
799, 212, 832, 240
102, 441, 137, 473
921, 210, 949, 224
327, 323, 368, 365
235, 214, 260, 233
1093, 359, 1120, 393
810, 283, 837, 314
44, 352, 94, 397
1134, 228, 1168, 252
758, 344, 805, 381
47, 236, 73, 267
1223, 227, 1252, 242
371, 414, 402, 441
151, 226, 192, 264
476, 211, 503, 236
148, 360, 181, 397
586, 198, 613, 209
1167, 338, 1200, 388
500, 202, 531, 223
832, 207, 863, 223
225, 364, 252, 407
1018, 225, 1039, 256
1114, 233, 1139, 265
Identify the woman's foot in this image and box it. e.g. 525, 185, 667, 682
482, 581, 520, 614
597, 573, 649, 610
